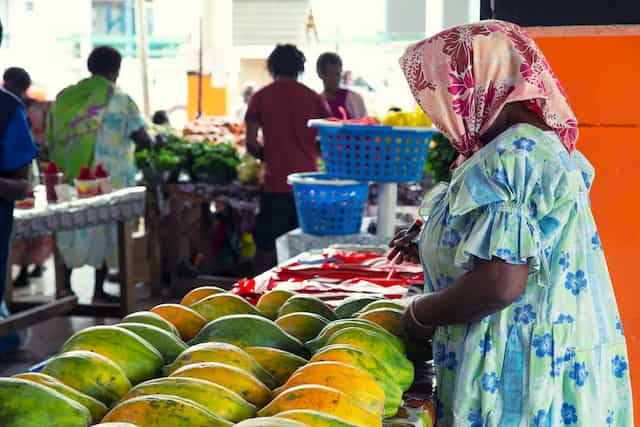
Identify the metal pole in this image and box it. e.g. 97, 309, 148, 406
377, 183, 397, 238
197, 17, 204, 118
135, 0, 151, 117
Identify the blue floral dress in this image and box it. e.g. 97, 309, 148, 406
418, 124, 632, 426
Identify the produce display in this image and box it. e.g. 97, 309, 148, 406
0, 251, 435, 426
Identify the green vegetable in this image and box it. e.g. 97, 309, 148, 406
425, 133, 457, 182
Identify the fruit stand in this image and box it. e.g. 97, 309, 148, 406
1, 187, 146, 337
0, 247, 436, 426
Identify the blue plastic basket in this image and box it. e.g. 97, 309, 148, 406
288, 172, 369, 235
310, 120, 439, 182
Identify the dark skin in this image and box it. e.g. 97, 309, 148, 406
319, 63, 342, 100
392, 101, 551, 343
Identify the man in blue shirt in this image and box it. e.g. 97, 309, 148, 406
0, 19, 39, 351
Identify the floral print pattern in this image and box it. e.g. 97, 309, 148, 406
418, 125, 632, 426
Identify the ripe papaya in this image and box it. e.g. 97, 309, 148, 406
310, 344, 403, 417
43, 350, 132, 405
116, 322, 187, 364
256, 290, 295, 319
325, 328, 414, 391
235, 418, 308, 427
333, 296, 381, 319
121, 311, 179, 336
101, 394, 232, 427
121, 377, 256, 422
151, 304, 207, 341
92, 423, 139, 427
244, 346, 308, 386
60, 326, 163, 385
189, 314, 307, 357
275, 312, 329, 342
170, 362, 272, 408
276, 409, 357, 427
306, 319, 404, 354
164, 342, 276, 389
274, 361, 385, 416
190, 293, 262, 321
180, 285, 226, 306
258, 385, 381, 427
277, 295, 336, 321
357, 308, 405, 337
14, 372, 107, 423
357, 300, 405, 314
0, 378, 92, 427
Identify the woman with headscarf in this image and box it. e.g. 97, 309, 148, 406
391, 21, 632, 426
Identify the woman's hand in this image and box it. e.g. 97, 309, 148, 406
403, 296, 435, 342
388, 226, 421, 264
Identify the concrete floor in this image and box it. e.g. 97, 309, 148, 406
1, 259, 172, 376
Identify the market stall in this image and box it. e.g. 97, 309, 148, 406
1, 186, 146, 336
0, 247, 436, 427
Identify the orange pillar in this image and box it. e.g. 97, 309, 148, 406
187, 72, 228, 119
531, 25, 640, 415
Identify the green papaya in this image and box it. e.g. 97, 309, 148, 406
256, 290, 295, 319
306, 319, 405, 354
189, 314, 307, 357
277, 295, 336, 320
116, 322, 187, 364
275, 312, 329, 342
190, 293, 262, 321
121, 311, 180, 336
334, 296, 381, 319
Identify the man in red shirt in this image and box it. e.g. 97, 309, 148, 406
245, 44, 330, 271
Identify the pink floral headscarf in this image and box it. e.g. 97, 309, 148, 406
399, 20, 578, 162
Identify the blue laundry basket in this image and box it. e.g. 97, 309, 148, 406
288, 172, 369, 235
310, 120, 439, 182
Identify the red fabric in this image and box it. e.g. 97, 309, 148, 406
245, 80, 331, 193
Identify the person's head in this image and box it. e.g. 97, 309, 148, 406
87, 46, 122, 82
267, 44, 305, 79
152, 110, 170, 126
342, 70, 353, 86
242, 83, 255, 103
316, 52, 342, 93
399, 20, 578, 160
3, 67, 31, 100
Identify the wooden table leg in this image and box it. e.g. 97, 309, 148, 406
118, 221, 135, 317
53, 235, 68, 298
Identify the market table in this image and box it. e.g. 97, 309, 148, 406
0, 187, 146, 336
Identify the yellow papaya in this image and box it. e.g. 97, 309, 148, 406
275, 361, 385, 416
14, 372, 107, 423
357, 300, 405, 313
235, 417, 308, 427
277, 295, 336, 320
276, 409, 357, 427
43, 350, 132, 405
0, 377, 92, 427
189, 314, 307, 357
258, 385, 381, 427
306, 319, 404, 354
357, 308, 405, 337
180, 285, 226, 306
164, 342, 276, 388
190, 293, 262, 321
244, 346, 308, 386
121, 377, 255, 422
92, 424, 138, 427
60, 326, 163, 385
334, 296, 381, 319
325, 328, 414, 391
275, 312, 329, 342
102, 394, 232, 427
121, 311, 179, 336
170, 362, 272, 408
116, 322, 187, 364
310, 344, 403, 417
151, 304, 207, 341
256, 289, 295, 319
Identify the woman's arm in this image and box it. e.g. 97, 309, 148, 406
245, 121, 263, 160
0, 164, 31, 201
405, 257, 528, 340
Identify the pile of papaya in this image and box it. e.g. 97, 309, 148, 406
0, 285, 434, 427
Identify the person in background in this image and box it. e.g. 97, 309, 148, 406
3, 67, 52, 288
49, 46, 154, 302
316, 53, 366, 119
0, 20, 39, 351
245, 44, 330, 272
234, 82, 255, 123
152, 110, 170, 127
392, 21, 632, 425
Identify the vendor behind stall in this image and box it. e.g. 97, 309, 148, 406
245, 44, 331, 271
49, 46, 154, 302
0, 20, 39, 351
392, 21, 632, 425
316, 52, 367, 119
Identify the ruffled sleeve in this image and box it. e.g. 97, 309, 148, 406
444, 126, 578, 281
